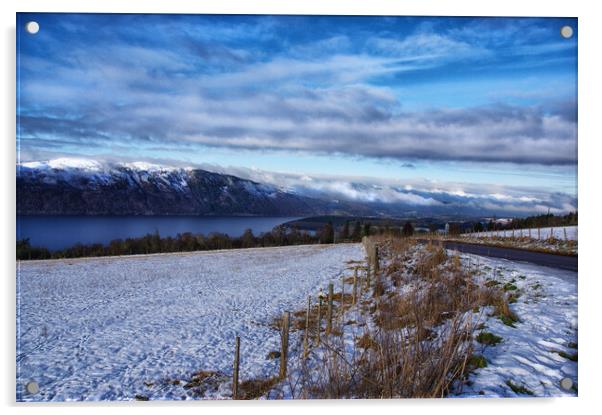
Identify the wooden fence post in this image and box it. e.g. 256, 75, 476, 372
303, 296, 311, 358
340, 278, 345, 325
538, 227, 541, 240
316, 294, 322, 346
529, 228, 532, 239
326, 282, 333, 335
352, 271, 358, 305
564, 227, 568, 242
279, 311, 290, 379
233, 336, 240, 400
374, 246, 379, 276
366, 262, 371, 289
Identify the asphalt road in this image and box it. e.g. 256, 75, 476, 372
418, 240, 578, 272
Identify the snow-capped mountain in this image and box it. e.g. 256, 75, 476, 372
17, 158, 344, 216
17, 158, 567, 218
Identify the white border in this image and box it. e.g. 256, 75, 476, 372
2, 1, 601, 414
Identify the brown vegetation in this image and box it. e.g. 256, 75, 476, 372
239, 377, 280, 400
247, 235, 518, 399
290, 235, 514, 399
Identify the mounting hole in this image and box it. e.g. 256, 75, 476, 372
25, 21, 39, 35
560, 25, 573, 39
25, 381, 39, 394
560, 377, 573, 391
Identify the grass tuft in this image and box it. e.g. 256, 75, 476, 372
503, 282, 518, 291
356, 333, 378, 349
557, 351, 578, 362
476, 331, 503, 346
505, 380, 534, 396
467, 354, 488, 370
239, 377, 279, 400
499, 313, 519, 327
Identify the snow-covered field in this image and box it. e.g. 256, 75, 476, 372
16, 241, 578, 400
16, 244, 364, 401
453, 253, 578, 397
468, 225, 577, 241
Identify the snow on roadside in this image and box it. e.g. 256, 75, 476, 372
17, 244, 364, 401
452, 253, 578, 397
456, 225, 578, 255
467, 226, 577, 241
275, 243, 578, 399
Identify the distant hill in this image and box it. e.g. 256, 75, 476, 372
16, 159, 370, 216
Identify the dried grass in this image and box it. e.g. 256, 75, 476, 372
295, 236, 497, 399
301, 315, 474, 398
239, 377, 279, 399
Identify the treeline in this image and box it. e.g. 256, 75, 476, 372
17, 226, 319, 260
16, 218, 414, 261
469, 211, 578, 233
509, 211, 577, 229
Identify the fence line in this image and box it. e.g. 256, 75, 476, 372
230, 251, 374, 399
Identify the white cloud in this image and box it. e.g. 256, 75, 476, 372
18, 16, 578, 175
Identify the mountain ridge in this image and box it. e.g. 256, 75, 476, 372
17, 158, 366, 217
17, 158, 571, 218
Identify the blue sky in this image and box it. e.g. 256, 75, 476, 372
16, 14, 578, 215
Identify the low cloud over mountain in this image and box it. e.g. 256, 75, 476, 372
17, 159, 576, 217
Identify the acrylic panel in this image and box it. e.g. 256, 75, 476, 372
16, 13, 578, 401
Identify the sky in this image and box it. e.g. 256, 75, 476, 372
16, 13, 578, 215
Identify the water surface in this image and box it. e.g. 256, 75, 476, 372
17, 216, 300, 250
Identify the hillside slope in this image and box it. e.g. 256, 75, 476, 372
17, 159, 349, 216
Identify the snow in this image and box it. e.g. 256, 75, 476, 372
451, 253, 578, 397
17, 159, 282, 197
20, 158, 169, 172
468, 225, 577, 241
22, 158, 103, 171
457, 225, 578, 255
18, 159, 196, 193
15, 240, 578, 400
242, 181, 278, 198
16, 244, 364, 401
122, 161, 175, 172
19, 159, 177, 175
270, 244, 578, 399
